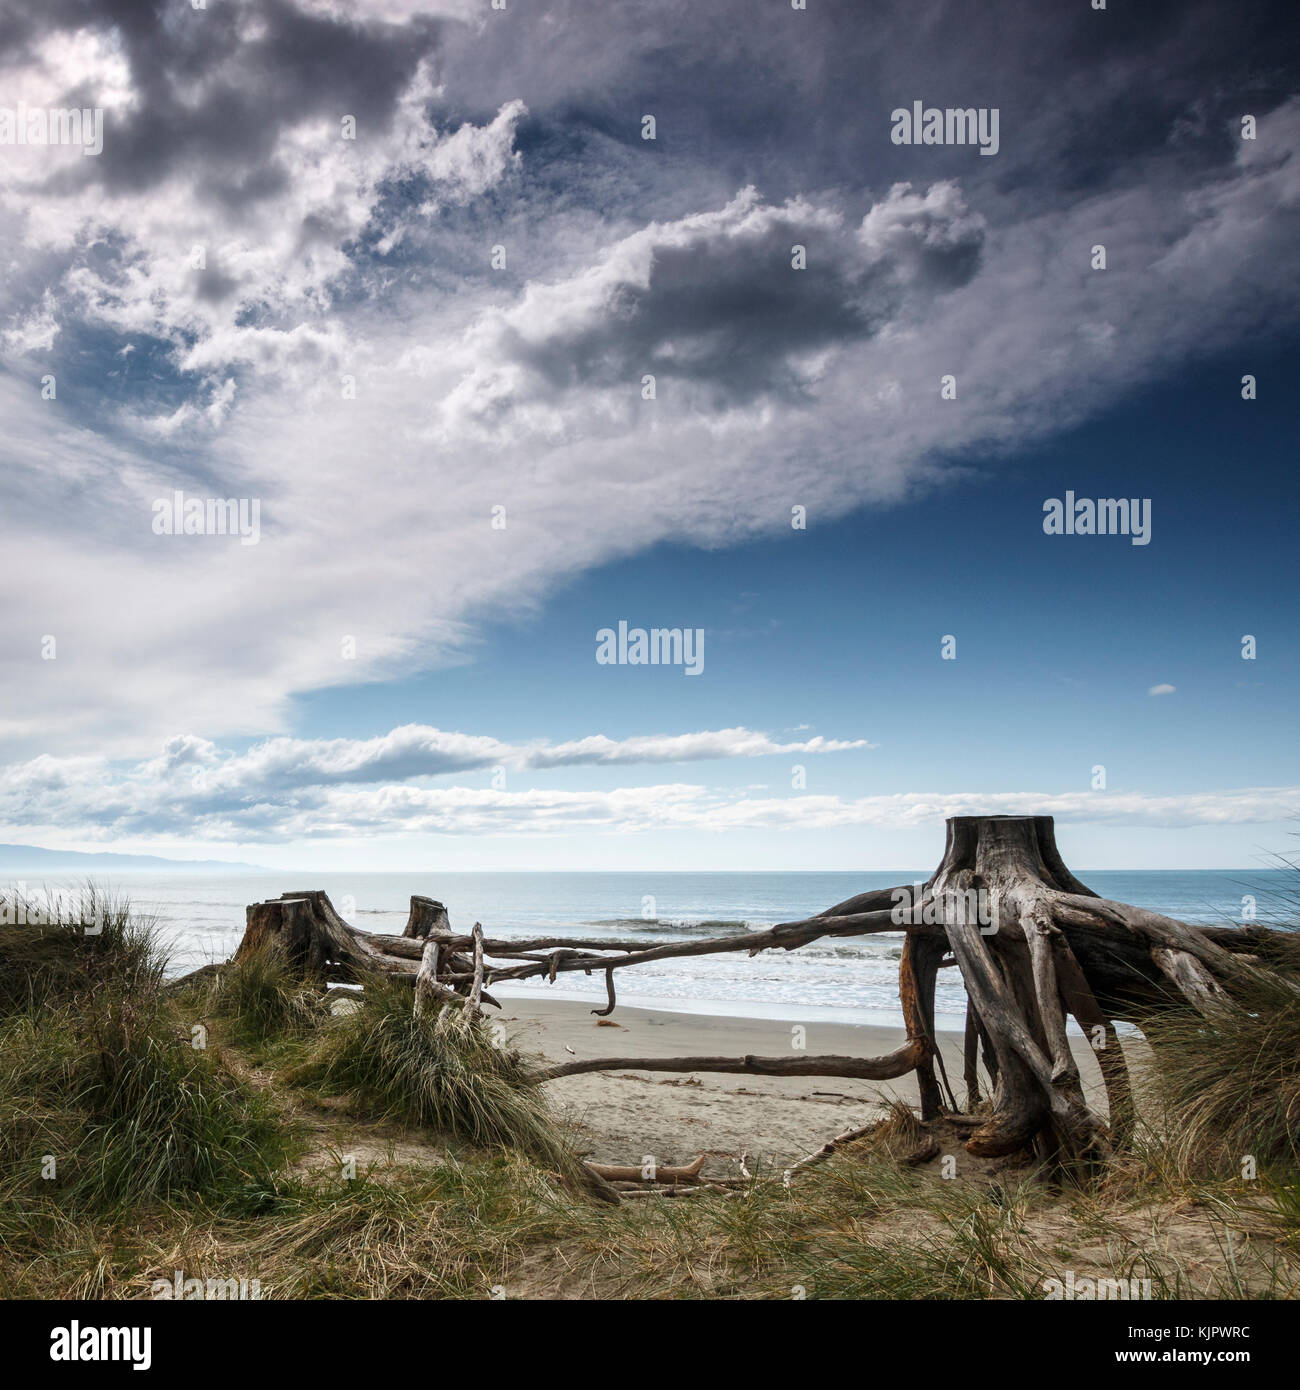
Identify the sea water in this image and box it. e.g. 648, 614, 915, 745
4, 868, 1292, 1027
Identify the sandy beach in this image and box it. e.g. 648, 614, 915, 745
500, 997, 1117, 1170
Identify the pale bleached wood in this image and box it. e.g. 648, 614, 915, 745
413, 937, 439, 1019
529, 1040, 926, 1084
466, 923, 485, 1011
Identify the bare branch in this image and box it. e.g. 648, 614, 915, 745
528, 1041, 925, 1084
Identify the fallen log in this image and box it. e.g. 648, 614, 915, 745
529, 1041, 925, 1084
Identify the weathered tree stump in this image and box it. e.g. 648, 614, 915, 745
862, 814, 1293, 1162
236, 890, 499, 1010
402, 896, 450, 939
519, 816, 1297, 1167
229, 815, 1298, 1170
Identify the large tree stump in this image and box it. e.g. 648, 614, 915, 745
908, 814, 1294, 1162
403, 896, 451, 939
229, 815, 1297, 1172
515, 816, 1297, 1167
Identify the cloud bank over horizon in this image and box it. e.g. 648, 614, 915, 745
0, 720, 1293, 847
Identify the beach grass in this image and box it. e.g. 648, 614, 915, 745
0, 885, 163, 1018
0, 984, 293, 1216
0, 886, 1297, 1299
197, 943, 330, 1047
284, 977, 578, 1176
1136, 965, 1300, 1181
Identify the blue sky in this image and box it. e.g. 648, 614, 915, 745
280, 344, 1299, 870
0, 0, 1297, 870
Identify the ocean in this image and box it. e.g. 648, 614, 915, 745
4, 868, 1292, 1027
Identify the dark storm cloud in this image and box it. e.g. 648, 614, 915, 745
5, 0, 1296, 223
509, 213, 879, 402
2, 0, 443, 206
437, 0, 1300, 214
468, 182, 984, 409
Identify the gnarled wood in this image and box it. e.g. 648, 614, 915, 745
963, 1001, 982, 1109
1050, 931, 1136, 1146
403, 896, 451, 939
234, 815, 1298, 1174
241, 891, 501, 1008
413, 937, 440, 1019
899, 932, 946, 1119
1151, 946, 1232, 1015
466, 923, 485, 1011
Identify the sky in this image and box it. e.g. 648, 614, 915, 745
0, 0, 1297, 872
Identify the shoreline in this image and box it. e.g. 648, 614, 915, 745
493, 983, 969, 1031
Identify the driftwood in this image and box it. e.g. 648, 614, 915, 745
232, 814, 1299, 1169
237, 890, 501, 1012
783, 1123, 878, 1183
586, 1154, 706, 1184
531, 1045, 925, 1083
514, 816, 1296, 1165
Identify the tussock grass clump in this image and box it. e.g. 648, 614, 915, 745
0, 886, 163, 1017
1140, 968, 1300, 1181
291, 980, 575, 1172
854, 1097, 937, 1161
0, 895, 291, 1214
201, 945, 328, 1046
0, 987, 290, 1212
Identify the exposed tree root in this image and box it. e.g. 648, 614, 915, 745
232, 815, 1300, 1182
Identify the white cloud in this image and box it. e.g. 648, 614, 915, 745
527, 729, 872, 769
0, 722, 874, 839
1, 4, 1298, 764
1, 49, 526, 384
2, 758, 1293, 846
1148, 683, 1176, 696
2, 290, 61, 353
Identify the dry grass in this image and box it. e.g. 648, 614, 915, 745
285, 978, 580, 1179
1, 885, 1299, 1299
1138, 967, 1300, 1179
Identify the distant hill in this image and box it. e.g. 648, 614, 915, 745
0, 843, 263, 872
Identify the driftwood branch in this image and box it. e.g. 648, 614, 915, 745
529, 1042, 926, 1084
585, 1154, 706, 1185
413, 938, 439, 1019
591, 965, 616, 1017
466, 923, 485, 1011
